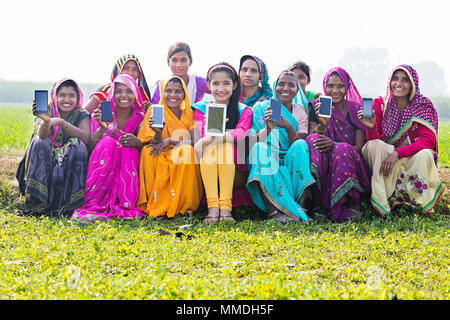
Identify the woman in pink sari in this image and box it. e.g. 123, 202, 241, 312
70, 74, 146, 222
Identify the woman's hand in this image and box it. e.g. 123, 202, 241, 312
148, 138, 173, 156
93, 106, 108, 129
314, 102, 330, 130
120, 131, 141, 148
379, 151, 399, 177
143, 101, 151, 111
194, 135, 215, 159
313, 135, 336, 153
264, 107, 275, 132
357, 108, 376, 129
32, 100, 51, 123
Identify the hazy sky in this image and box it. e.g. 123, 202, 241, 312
2, 0, 450, 95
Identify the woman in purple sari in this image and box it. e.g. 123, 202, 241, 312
70, 74, 146, 222
305, 67, 371, 222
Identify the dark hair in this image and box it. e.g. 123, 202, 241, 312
288, 61, 311, 83
56, 79, 80, 104
167, 42, 193, 61
207, 62, 241, 130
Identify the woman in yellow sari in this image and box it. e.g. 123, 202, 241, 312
137, 76, 203, 218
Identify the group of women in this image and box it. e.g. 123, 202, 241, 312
16, 42, 445, 224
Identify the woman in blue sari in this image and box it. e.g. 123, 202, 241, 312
247, 70, 315, 224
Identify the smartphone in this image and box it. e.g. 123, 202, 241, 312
268, 98, 282, 123
100, 101, 113, 122
362, 98, 373, 118
34, 90, 48, 114
205, 103, 227, 136
151, 104, 164, 128
318, 96, 332, 118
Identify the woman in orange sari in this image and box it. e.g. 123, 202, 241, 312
137, 76, 203, 219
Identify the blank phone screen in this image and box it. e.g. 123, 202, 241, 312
35, 90, 48, 114
269, 98, 282, 123
101, 101, 113, 122
152, 106, 164, 126
362, 98, 373, 117
319, 97, 332, 116
207, 106, 225, 133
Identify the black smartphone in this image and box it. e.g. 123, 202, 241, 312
151, 104, 164, 128
318, 96, 332, 118
362, 98, 373, 118
100, 101, 113, 122
34, 90, 48, 114
268, 98, 282, 123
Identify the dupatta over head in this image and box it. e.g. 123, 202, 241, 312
49, 78, 84, 147
91, 74, 145, 136
94, 54, 151, 102
322, 67, 366, 133
381, 64, 438, 150
238, 55, 273, 106
139, 75, 194, 143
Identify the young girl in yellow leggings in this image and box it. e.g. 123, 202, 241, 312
192, 62, 253, 223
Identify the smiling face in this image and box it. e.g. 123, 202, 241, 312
120, 59, 140, 81
292, 68, 309, 93
325, 73, 346, 105
390, 69, 412, 100
168, 51, 191, 78
275, 73, 298, 105
163, 80, 185, 109
208, 70, 237, 105
57, 85, 78, 114
239, 58, 260, 88
113, 83, 136, 110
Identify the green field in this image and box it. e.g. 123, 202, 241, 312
0, 105, 448, 300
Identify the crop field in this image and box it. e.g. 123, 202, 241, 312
0, 105, 448, 300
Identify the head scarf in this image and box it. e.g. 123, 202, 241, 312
93, 54, 151, 102
322, 67, 365, 132
157, 76, 194, 139
49, 78, 83, 147
272, 70, 301, 107
91, 74, 145, 136
238, 55, 273, 107
159, 76, 191, 110
382, 64, 438, 149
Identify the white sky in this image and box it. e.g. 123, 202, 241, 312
1, 0, 450, 95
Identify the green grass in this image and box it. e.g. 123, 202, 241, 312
0, 105, 34, 151
0, 105, 448, 300
0, 211, 448, 299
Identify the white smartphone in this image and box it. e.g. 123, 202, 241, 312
151, 104, 164, 128
205, 103, 227, 136
318, 96, 332, 118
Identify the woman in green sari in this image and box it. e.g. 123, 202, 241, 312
246, 70, 315, 224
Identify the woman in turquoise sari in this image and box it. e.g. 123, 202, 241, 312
247, 70, 315, 224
